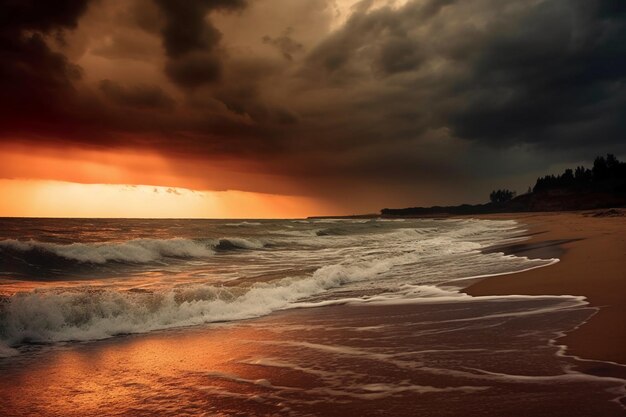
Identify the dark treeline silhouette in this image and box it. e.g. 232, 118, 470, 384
381, 153, 626, 216
490, 189, 516, 204
533, 154, 626, 193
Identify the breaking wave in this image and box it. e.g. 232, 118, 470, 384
0, 217, 559, 357
0, 237, 265, 267
0, 256, 406, 350
214, 238, 265, 251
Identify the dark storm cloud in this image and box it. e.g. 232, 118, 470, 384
448, 0, 626, 148
153, 0, 246, 87
305, 0, 626, 153
0, 0, 91, 134
262, 28, 304, 61
0, 0, 91, 32
2, 0, 626, 207
306, 0, 452, 77
99, 79, 175, 110
0, 0, 279, 155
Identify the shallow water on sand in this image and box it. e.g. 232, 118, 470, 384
1, 297, 624, 417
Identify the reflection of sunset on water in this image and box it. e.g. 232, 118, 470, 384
1, 302, 622, 417
0, 325, 263, 416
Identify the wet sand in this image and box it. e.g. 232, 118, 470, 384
467, 210, 626, 365
1, 296, 624, 417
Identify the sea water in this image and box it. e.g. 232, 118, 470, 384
0, 217, 623, 416
0, 217, 551, 351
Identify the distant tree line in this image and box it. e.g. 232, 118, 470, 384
382, 152, 626, 217
533, 154, 626, 193
487, 153, 626, 204
489, 189, 516, 204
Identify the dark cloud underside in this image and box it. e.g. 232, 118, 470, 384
1, 0, 625, 207
0, 0, 90, 134
154, 0, 246, 87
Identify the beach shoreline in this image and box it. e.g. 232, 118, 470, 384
1, 213, 625, 416
465, 210, 626, 366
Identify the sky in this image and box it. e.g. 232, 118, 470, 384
1, 0, 625, 217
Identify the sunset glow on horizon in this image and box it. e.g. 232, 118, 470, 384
0, 180, 332, 219
0, 144, 339, 218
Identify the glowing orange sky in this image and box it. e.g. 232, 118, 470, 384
0, 143, 293, 192
0, 145, 336, 218
0, 180, 331, 219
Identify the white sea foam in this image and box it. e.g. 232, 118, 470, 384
0, 263, 560, 356
0, 218, 559, 355
0, 253, 413, 347
0, 238, 214, 264
0, 236, 268, 265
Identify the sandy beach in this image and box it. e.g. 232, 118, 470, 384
467, 210, 626, 366
0, 214, 625, 416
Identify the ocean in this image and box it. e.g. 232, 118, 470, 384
0, 217, 624, 416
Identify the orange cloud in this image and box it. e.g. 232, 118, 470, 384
0, 143, 338, 218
